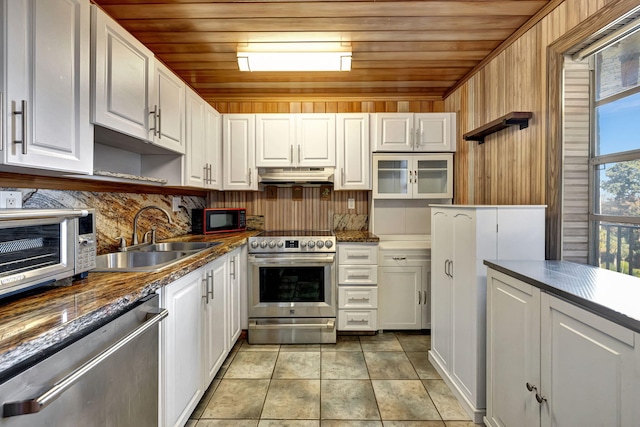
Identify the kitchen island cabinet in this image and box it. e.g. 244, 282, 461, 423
485, 262, 640, 427
2, 0, 93, 174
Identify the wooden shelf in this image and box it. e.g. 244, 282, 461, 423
463, 112, 533, 143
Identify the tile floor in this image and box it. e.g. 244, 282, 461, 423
186, 332, 482, 427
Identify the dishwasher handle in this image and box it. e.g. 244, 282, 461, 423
3, 307, 168, 418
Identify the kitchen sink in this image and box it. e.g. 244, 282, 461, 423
94, 250, 192, 272
136, 241, 222, 252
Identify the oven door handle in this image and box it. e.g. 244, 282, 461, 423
249, 319, 335, 330
248, 255, 335, 265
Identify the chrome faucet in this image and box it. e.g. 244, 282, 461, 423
132, 206, 172, 245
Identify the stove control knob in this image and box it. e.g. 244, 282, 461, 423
324, 240, 333, 249
260, 241, 268, 249
316, 240, 324, 248
301, 241, 307, 248
250, 241, 259, 249
307, 240, 316, 249
268, 240, 276, 248
277, 241, 284, 248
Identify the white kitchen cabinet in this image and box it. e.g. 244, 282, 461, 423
373, 153, 452, 199
337, 243, 378, 331
255, 114, 335, 168
486, 269, 640, 427
429, 205, 545, 423
203, 256, 228, 386
1, 0, 92, 174
161, 248, 245, 427
184, 88, 221, 189
160, 268, 204, 427
153, 60, 185, 154
227, 247, 242, 347
222, 114, 257, 190
372, 113, 456, 152
378, 247, 430, 330
92, 6, 155, 143
335, 113, 370, 190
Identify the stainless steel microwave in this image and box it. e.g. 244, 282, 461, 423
191, 208, 246, 235
0, 209, 96, 298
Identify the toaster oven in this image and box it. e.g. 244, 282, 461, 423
0, 209, 96, 298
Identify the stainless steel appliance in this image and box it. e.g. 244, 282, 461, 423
191, 207, 247, 235
248, 230, 337, 344
0, 209, 96, 298
0, 294, 167, 427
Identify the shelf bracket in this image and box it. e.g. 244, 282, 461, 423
463, 112, 533, 144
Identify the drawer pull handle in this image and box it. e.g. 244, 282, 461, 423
392, 256, 407, 261
348, 254, 370, 258
348, 319, 368, 323
349, 297, 370, 301
348, 274, 370, 279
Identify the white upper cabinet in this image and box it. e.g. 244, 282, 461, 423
255, 114, 295, 167
153, 61, 185, 154
223, 114, 257, 190
2, 0, 93, 174
255, 114, 335, 167
297, 114, 335, 167
336, 113, 370, 190
184, 89, 221, 189
372, 113, 456, 152
92, 5, 155, 143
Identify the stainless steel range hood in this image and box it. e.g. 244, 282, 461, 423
258, 167, 334, 185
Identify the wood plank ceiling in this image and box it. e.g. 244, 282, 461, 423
93, 0, 553, 103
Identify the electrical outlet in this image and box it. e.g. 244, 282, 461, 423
0, 191, 22, 209
172, 196, 181, 212
348, 198, 355, 210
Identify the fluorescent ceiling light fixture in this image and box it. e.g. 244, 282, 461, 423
237, 43, 352, 72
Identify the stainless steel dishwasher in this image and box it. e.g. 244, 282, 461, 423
0, 294, 167, 427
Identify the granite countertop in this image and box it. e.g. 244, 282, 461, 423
484, 260, 640, 334
0, 230, 259, 382
334, 230, 379, 243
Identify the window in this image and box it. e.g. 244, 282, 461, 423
591, 28, 640, 275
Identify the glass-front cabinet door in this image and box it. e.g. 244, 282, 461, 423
414, 155, 453, 198
373, 154, 452, 199
372, 155, 410, 198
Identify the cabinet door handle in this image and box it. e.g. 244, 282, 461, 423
290, 145, 294, 164
208, 271, 214, 300
415, 128, 420, 146
409, 170, 413, 184
248, 168, 252, 185
418, 290, 421, 305
341, 168, 345, 186
444, 259, 449, 277
449, 260, 453, 278
208, 164, 213, 184
230, 257, 236, 279
203, 164, 209, 184
13, 100, 27, 154
535, 393, 547, 404
157, 108, 162, 138
298, 145, 301, 163
149, 105, 158, 136
202, 277, 209, 304
423, 287, 428, 304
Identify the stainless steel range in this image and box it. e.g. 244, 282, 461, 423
247, 230, 337, 344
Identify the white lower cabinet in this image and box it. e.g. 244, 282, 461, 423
160, 248, 245, 427
486, 269, 640, 427
378, 247, 430, 330
337, 243, 378, 331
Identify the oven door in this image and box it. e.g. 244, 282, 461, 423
248, 253, 336, 318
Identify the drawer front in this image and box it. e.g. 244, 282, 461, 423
339, 286, 378, 308
338, 309, 378, 331
338, 265, 378, 285
338, 244, 378, 265
379, 250, 429, 267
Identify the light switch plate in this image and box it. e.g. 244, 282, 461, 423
0, 191, 22, 208
348, 198, 355, 209
172, 196, 181, 212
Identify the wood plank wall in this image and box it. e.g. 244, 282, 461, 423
208, 99, 445, 230
210, 100, 444, 114
562, 58, 590, 263
444, 0, 614, 207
